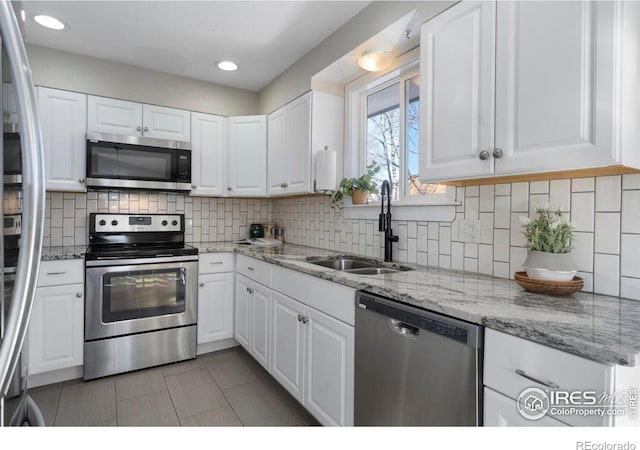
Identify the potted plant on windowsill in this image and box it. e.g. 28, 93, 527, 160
520, 204, 576, 281
330, 164, 380, 209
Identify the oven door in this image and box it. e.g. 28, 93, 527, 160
85, 258, 197, 341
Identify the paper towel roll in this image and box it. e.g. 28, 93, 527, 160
315, 148, 337, 192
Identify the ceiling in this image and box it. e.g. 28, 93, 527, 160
19, 1, 370, 92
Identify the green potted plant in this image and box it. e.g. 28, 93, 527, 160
330, 164, 380, 209
520, 204, 576, 281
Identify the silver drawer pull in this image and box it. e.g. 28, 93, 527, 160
247, 267, 255, 271
515, 369, 560, 390
210, 261, 224, 265
46, 271, 66, 276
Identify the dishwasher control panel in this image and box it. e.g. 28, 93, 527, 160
356, 291, 471, 345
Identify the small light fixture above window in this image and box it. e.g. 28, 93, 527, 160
357, 50, 393, 72
216, 61, 238, 72
32, 14, 66, 30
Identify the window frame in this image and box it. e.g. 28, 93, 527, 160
344, 47, 452, 206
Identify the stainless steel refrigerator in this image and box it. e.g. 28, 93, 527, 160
0, 0, 46, 426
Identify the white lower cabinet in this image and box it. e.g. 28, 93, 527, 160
484, 387, 567, 427
197, 273, 234, 344
28, 260, 84, 380
234, 273, 271, 372
271, 269, 355, 427
197, 253, 235, 354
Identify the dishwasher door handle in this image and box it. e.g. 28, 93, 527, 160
389, 318, 419, 336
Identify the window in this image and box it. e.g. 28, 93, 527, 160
347, 53, 446, 204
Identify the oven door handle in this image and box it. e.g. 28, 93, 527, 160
180, 267, 186, 285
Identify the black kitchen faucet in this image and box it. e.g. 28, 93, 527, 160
379, 180, 399, 262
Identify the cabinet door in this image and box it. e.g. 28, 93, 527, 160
227, 115, 267, 197
234, 275, 252, 351
142, 104, 191, 142
267, 106, 287, 195
197, 273, 234, 344
271, 291, 305, 403
304, 306, 354, 426
494, 1, 615, 174
27, 284, 84, 375
484, 387, 568, 427
419, 1, 496, 182
285, 92, 312, 194
38, 87, 88, 192
87, 96, 143, 137
250, 282, 271, 372
191, 112, 226, 196
2, 82, 17, 124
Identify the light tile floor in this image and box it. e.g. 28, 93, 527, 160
29, 346, 319, 426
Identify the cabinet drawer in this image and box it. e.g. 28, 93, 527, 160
38, 260, 84, 287
484, 387, 568, 427
236, 254, 271, 287
484, 328, 614, 426
199, 253, 234, 274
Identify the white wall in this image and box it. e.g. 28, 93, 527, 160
25, 44, 259, 116
257, 1, 456, 114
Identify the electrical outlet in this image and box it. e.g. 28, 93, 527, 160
460, 219, 480, 243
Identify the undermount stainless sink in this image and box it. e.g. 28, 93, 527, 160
306, 257, 413, 275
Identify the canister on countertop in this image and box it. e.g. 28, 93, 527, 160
263, 222, 276, 238
274, 228, 285, 243
249, 223, 264, 238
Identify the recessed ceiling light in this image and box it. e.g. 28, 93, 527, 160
33, 14, 66, 31
216, 61, 238, 72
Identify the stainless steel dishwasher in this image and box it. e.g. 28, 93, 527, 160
354, 290, 483, 426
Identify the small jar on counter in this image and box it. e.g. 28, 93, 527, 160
274, 228, 285, 243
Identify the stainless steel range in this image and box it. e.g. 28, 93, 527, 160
84, 213, 198, 380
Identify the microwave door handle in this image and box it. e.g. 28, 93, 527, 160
180, 267, 186, 285
0, 2, 46, 396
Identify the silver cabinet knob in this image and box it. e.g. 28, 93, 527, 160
297, 314, 303, 322
144, 126, 149, 132
76, 292, 83, 298
280, 183, 284, 188
78, 178, 85, 183
136, 126, 142, 131
227, 186, 232, 191
479, 150, 490, 160
301, 316, 308, 324
192, 184, 197, 189
493, 148, 504, 159
199, 282, 204, 287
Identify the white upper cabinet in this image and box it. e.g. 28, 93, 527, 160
267, 91, 343, 196
142, 104, 191, 141
190, 112, 226, 196
227, 115, 267, 197
268, 92, 311, 196
420, 1, 639, 182
87, 95, 190, 142
37, 87, 88, 192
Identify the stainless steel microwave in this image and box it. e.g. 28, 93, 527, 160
3, 125, 22, 185
86, 132, 192, 191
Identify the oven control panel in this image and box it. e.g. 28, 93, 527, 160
92, 214, 182, 233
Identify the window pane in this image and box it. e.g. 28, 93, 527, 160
366, 83, 400, 201
405, 76, 445, 196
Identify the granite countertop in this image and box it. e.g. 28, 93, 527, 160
39, 242, 640, 367
41, 246, 87, 261
195, 241, 640, 367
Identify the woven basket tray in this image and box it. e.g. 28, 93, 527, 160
514, 271, 584, 296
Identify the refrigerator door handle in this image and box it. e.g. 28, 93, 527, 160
0, 1, 46, 397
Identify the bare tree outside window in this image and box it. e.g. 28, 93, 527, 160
365, 76, 444, 202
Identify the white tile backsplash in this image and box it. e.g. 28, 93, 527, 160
595, 176, 621, 212
621, 190, 640, 234
43, 173, 640, 300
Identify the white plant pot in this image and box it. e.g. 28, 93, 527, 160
523, 250, 576, 282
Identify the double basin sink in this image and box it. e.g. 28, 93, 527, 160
306, 257, 414, 276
